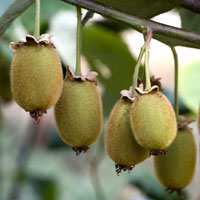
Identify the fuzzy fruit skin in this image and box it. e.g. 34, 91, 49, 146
11, 45, 63, 112
154, 128, 196, 189
106, 99, 149, 167
54, 79, 102, 148
130, 91, 177, 150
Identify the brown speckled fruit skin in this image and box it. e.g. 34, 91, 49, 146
130, 91, 177, 150
106, 98, 149, 167
11, 45, 63, 112
54, 79, 102, 148
154, 128, 196, 189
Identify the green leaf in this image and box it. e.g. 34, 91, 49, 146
82, 25, 137, 116
94, 0, 183, 19
180, 61, 200, 114
179, 8, 200, 34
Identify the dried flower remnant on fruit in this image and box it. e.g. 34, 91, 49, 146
115, 163, 134, 176
10, 34, 63, 123
72, 147, 89, 156
54, 67, 103, 155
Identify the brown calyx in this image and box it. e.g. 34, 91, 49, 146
30, 110, 47, 124
115, 163, 135, 176
178, 115, 194, 129
72, 147, 89, 156
150, 149, 168, 156
65, 66, 98, 85
165, 188, 184, 198
10, 34, 55, 52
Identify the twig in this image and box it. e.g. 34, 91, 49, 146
181, 0, 200, 14
61, 0, 200, 49
82, 10, 94, 27
0, 0, 35, 37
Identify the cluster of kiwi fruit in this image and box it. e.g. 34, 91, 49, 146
9, 5, 198, 197
10, 34, 102, 155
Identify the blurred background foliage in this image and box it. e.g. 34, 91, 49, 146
0, 0, 200, 200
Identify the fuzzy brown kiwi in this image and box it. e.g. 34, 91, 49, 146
106, 97, 149, 174
10, 35, 63, 123
154, 127, 196, 195
130, 90, 177, 155
54, 67, 102, 155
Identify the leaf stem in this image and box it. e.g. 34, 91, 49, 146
34, 0, 40, 40
75, 6, 82, 76
144, 30, 152, 91
170, 46, 179, 119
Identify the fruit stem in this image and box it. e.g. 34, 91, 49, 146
131, 45, 146, 97
75, 6, 82, 76
144, 29, 152, 91
34, 0, 40, 40
170, 46, 179, 119
131, 29, 152, 97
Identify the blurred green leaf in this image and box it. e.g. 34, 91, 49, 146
30, 177, 57, 200
180, 62, 200, 114
179, 8, 200, 33
82, 25, 137, 116
94, 0, 183, 19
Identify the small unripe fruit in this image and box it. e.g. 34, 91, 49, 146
154, 127, 196, 193
10, 35, 63, 122
106, 97, 149, 174
54, 67, 102, 155
130, 90, 177, 154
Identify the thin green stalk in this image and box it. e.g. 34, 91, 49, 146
75, 6, 82, 76
144, 30, 152, 91
170, 46, 179, 119
34, 0, 40, 40
131, 30, 153, 96
131, 45, 146, 97
144, 45, 151, 90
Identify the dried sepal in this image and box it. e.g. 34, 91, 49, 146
178, 115, 195, 129
135, 85, 159, 95
65, 66, 98, 84
120, 87, 134, 102
10, 34, 55, 52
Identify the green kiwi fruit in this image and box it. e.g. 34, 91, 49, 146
54, 68, 103, 155
10, 36, 63, 122
106, 98, 149, 174
130, 91, 177, 155
154, 127, 196, 193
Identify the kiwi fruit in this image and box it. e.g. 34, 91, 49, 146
106, 97, 149, 174
154, 127, 196, 194
54, 67, 103, 155
130, 90, 177, 155
10, 35, 63, 123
